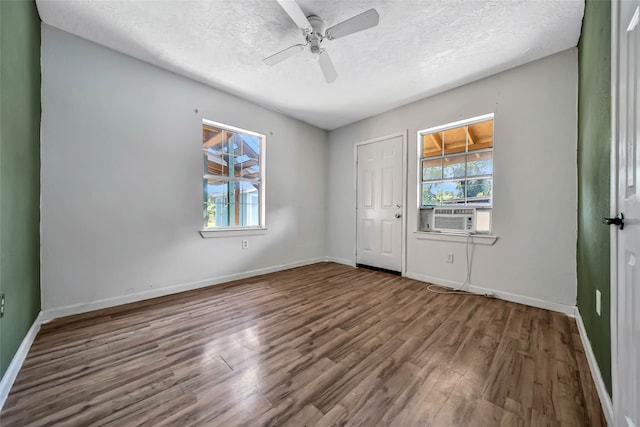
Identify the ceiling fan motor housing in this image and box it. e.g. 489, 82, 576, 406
305, 15, 325, 54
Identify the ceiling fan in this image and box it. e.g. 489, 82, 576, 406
264, 0, 380, 83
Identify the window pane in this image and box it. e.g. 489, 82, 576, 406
466, 178, 492, 204
443, 126, 466, 155
229, 181, 245, 227
204, 179, 229, 228
227, 133, 242, 178
468, 120, 493, 151
466, 151, 492, 176
203, 126, 224, 153
203, 128, 228, 176
422, 182, 442, 206
443, 155, 466, 179
204, 180, 261, 228
421, 132, 442, 158
441, 180, 465, 204
238, 182, 260, 227
236, 134, 260, 179
229, 133, 262, 179
203, 130, 262, 179
422, 158, 442, 181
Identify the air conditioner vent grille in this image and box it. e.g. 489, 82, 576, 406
434, 208, 475, 215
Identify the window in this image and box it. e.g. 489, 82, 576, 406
418, 114, 494, 234
202, 120, 265, 230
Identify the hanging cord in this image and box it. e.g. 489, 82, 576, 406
427, 233, 474, 294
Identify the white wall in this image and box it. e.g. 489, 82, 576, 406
41, 25, 578, 316
40, 26, 328, 314
327, 49, 578, 312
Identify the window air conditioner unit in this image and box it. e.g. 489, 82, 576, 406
432, 207, 476, 233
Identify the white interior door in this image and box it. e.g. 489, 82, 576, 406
356, 135, 403, 273
615, 1, 640, 426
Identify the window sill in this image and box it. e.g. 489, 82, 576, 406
200, 227, 267, 238
413, 231, 497, 245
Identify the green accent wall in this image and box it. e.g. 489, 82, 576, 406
0, 1, 42, 377
577, 0, 612, 395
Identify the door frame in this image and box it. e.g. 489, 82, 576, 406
354, 131, 408, 275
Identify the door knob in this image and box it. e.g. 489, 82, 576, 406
395, 213, 402, 219
603, 213, 624, 230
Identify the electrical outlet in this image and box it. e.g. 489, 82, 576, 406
242, 239, 249, 250
447, 253, 454, 263
0, 294, 4, 318
596, 290, 601, 316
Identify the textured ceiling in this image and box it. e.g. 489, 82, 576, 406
36, 0, 584, 130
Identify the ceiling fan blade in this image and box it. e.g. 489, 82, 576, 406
325, 8, 379, 40
263, 44, 305, 66
318, 50, 338, 83
275, 0, 312, 31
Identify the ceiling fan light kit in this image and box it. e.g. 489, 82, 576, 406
264, 0, 380, 83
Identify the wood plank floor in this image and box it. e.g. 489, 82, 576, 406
1, 263, 605, 426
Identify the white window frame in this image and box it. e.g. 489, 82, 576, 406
200, 119, 266, 237
417, 113, 494, 235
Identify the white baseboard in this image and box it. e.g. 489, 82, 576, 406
325, 256, 355, 267
0, 311, 43, 411
575, 309, 614, 426
40, 262, 575, 322
41, 257, 325, 322
404, 271, 576, 315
